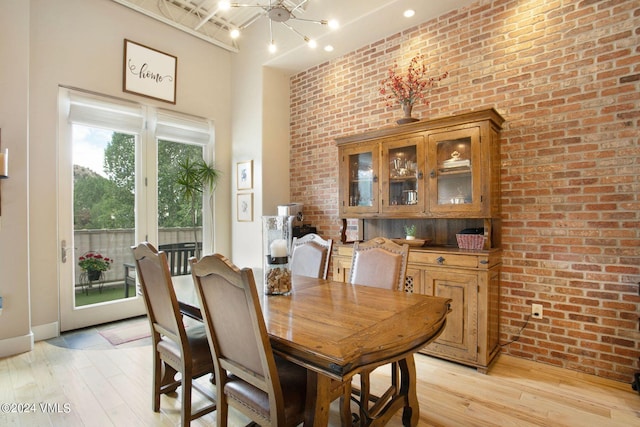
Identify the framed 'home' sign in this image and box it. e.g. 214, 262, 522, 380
123, 39, 177, 104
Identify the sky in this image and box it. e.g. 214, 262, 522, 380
72, 124, 111, 177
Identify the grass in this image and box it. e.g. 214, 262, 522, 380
75, 282, 136, 307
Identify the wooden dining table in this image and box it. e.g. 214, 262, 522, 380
173, 274, 450, 427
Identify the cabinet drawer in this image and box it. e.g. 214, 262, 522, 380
409, 251, 479, 268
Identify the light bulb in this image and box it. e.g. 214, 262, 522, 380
403, 9, 415, 18
230, 28, 240, 39
268, 42, 277, 53
328, 19, 339, 29
218, 1, 231, 10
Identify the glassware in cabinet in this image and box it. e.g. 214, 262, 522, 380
380, 136, 425, 214
428, 127, 482, 214
339, 142, 379, 215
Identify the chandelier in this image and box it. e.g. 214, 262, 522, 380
218, 0, 339, 53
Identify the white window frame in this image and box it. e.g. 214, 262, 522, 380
63, 87, 216, 253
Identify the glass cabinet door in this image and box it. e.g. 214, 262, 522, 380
428, 127, 482, 213
381, 136, 424, 213
340, 143, 379, 214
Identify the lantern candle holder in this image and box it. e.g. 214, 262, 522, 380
262, 216, 293, 295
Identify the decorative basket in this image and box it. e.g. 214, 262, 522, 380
456, 234, 487, 250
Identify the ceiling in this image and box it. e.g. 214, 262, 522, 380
113, 0, 477, 73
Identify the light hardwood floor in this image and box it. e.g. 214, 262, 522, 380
0, 319, 638, 426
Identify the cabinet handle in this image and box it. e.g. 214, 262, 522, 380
436, 256, 445, 265
430, 169, 436, 178
480, 260, 489, 264
373, 174, 378, 183
417, 171, 423, 179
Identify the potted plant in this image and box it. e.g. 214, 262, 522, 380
176, 157, 221, 258
404, 224, 417, 240
78, 251, 113, 281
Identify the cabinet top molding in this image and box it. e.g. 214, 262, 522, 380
336, 108, 505, 146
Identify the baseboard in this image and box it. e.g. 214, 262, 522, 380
32, 321, 59, 341
0, 331, 34, 358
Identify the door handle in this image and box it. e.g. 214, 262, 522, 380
61, 240, 67, 263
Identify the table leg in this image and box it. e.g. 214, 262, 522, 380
304, 370, 332, 427
398, 355, 419, 427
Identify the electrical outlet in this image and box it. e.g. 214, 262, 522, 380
531, 303, 543, 319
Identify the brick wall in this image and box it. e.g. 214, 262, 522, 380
289, 0, 640, 382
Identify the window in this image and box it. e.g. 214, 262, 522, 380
60, 88, 215, 308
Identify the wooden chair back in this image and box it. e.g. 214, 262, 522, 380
290, 233, 333, 279
132, 242, 216, 427
347, 237, 410, 423
349, 237, 409, 291
190, 253, 306, 426
133, 242, 185, 344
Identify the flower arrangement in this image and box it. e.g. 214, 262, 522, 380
380, 54, 448, 110
78, 252, 113, 272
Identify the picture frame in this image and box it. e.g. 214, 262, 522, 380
123, 39, 177, 104
237, 193, 253, 222
237, 160, 253, 190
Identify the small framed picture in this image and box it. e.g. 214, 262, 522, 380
237, 193, 253, 222
123, 39, 177, 104
237, 160, 253, 190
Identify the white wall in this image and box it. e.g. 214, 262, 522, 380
0, 0, 32, 356
0, 0, 234, 354
262, 66, 291, 216
229, 26, 265, 273
230, 22, 291, 275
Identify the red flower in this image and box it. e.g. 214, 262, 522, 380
78, 251, 113, 272
380, 54, 448, 108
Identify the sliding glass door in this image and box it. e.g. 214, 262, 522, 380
58, 88, 214, 331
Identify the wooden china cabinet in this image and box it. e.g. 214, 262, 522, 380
334, 108, 504, 373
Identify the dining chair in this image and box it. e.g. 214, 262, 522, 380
290, 233, 333, 279
131, 242, 216, 427
289, 233, 355, 423
348, 236, 410, 424
349, 236, 409, 291
189, 253, 307, 427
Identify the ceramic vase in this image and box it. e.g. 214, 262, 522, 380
397, 102, 420, 125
